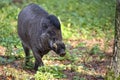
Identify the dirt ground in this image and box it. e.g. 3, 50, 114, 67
0, 39, 113, 80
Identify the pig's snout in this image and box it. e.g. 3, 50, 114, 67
50, 41, 66, 57
59, 49, 66, 57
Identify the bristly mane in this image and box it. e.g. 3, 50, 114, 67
47, 15, 61, 29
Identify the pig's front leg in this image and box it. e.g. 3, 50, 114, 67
32, 48, 44, 71
22, 43, 30, 66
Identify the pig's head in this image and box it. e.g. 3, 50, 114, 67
41, 15, 66, 57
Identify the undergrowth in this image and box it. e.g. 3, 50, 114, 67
0, 0, 116, 79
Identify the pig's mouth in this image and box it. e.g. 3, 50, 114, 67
58, 49, 66, 57
59, 53, 66, 57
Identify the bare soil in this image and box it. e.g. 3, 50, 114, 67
0, 39, 113, 80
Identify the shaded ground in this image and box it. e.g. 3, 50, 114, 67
0, 39, 113, 80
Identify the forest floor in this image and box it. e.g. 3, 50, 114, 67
0, 39, 113, 80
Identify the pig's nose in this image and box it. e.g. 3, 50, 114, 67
60, 52, 66, 57
60, 53, 66, 57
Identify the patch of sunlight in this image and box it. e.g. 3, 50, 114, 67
43, 59, 63, 66
78, 66, 95, 75
77, 66, 104, 76
3, 67, 34, 80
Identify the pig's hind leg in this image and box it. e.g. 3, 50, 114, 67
22, 43, 30, 66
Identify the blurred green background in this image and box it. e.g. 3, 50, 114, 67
0, 0, 115, 48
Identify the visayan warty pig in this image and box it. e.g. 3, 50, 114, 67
17, 3, 66, 70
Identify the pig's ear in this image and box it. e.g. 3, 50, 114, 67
47, 15, 61, 29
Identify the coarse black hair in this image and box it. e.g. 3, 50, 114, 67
47, 15, 61, 29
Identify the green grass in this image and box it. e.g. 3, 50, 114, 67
0, 0, 115, 55
0, 0, 115, 45
0, 0, 116, 79
35, 66, 66, 80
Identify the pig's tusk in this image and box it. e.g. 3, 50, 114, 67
53, 43, 57, 49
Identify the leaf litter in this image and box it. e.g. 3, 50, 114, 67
0, 38, 113, 80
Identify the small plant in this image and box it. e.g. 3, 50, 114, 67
105, 70, 120, 80
90, 45, 101, 55
0, 56, 16, 65
89, 45, 105, 60
4, 67, 33, 80
35, 66, 66, 80
55, 51, 79, 62
73, 76, 86, 80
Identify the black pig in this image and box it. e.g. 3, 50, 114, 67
17, 3, 66, 70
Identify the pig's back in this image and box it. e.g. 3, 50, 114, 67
18, 3, 48, 48
18, 3, 48, 23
